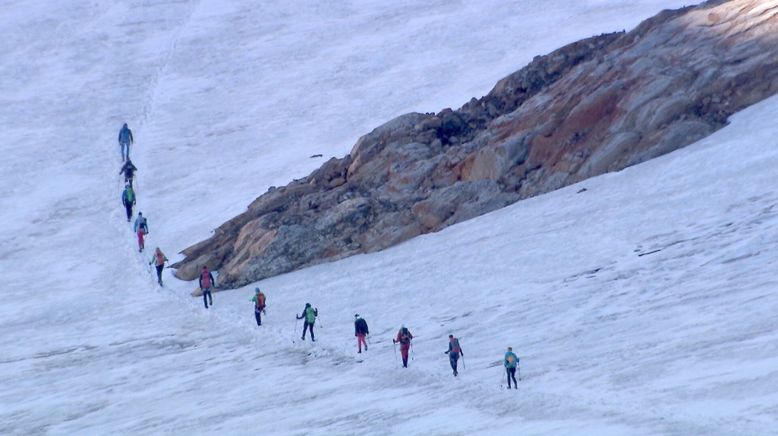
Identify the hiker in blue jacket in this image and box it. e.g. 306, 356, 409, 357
504, 347, 520, 389
118, 123, 134, 161
444, 334, 463, 376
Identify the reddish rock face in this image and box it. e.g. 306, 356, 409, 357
173, 0, 778, 289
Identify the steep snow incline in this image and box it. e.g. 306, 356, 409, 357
5, 0, 777, 435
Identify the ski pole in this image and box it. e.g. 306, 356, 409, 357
393, 341, 398, 367
410, 343, 414, 361
518, 363, 522, 381
292, 318, 299, 343
462, 355, 466, 370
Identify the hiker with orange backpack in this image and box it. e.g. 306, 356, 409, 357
393, 326, 413, 368
148, 247, 168, 286
251, 288, 266, 326
199, 266, 215, 309
444, 334, 464, 376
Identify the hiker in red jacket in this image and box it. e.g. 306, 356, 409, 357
393, 326, 413, 368
199, 266, 215, 309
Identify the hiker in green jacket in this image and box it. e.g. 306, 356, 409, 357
296, 303, 318, 341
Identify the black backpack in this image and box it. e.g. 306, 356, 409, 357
400, 328, 411, 345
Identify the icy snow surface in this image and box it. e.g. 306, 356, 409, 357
2, 0, 777, 434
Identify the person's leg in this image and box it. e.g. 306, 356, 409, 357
255, 310, 262, 326
125, 204, 132, 221
510, 368, 517, 388
207, 289, 213, 305
506, 368, 512, 388
301, 321, 308, 339
156, 265, 163, 283
203, 291, 209, 308
401, 347, 409, 367
310, 323, 315, 341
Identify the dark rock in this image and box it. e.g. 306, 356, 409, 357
173, 0, 778, 287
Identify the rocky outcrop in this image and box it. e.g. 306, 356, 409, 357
174, 0, 778, 288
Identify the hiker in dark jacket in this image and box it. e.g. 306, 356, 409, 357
119, 159, 137, 186
118, 123, 134, 161
199, 266, 215, 309
444, 334, 464, 376
296, 303, 318, 341
354, 314, 369, 353
393, 326, 413, 368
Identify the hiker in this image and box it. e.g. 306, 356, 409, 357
119, 159, 137, 187
444, 334, 463, 376
296, 303, 318, 341
118, 123, 134, 161
251, 288, 266, 326
121, 184, 135, 222
504, 347, 520, 389
133, 212, 148, 252
393, 326, 413, 368
354, 314, 369, 353
199, 266, 215, 309
148, 247, 168, 286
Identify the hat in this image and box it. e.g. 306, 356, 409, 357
305, 303, 311, 307
354, 314, 359, 318
255, 287, 260, 292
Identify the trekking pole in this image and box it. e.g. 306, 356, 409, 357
292, 318, 299, 343
518, 363, 522, 381
462, 355, 466, 370
393, 341, 398, 368
411, 343, 414, 361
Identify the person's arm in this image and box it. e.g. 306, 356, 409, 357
365, 322, 369, 335
198, 276, 203, 288
354, 322, 358, 336
314, 308, 318, 316
129, 130, 134, 143
209, 272, 215, 287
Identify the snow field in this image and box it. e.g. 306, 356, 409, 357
5, 0, 778, 434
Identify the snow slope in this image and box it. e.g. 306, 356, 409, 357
4, 0, 778, 434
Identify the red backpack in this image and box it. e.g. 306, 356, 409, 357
201, 271, 212, 288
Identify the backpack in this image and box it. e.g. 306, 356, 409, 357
256, 293, 266, 309
450, 338, 461, 354
201, 271, 212, 289
123, 188, 134, 204
305, 306, 316, 323
154, 251, 165, 265
399, 328, 411, 345
138, 218, 148, 234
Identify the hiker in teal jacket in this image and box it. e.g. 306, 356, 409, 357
504, 347, 520, 389
296, 303, 318, 341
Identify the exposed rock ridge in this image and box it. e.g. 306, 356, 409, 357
174, 0, 778, 288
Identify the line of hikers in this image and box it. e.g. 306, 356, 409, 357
117, 123, 170, 287
116, 122, 521, 385
246, 289, 521, 384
